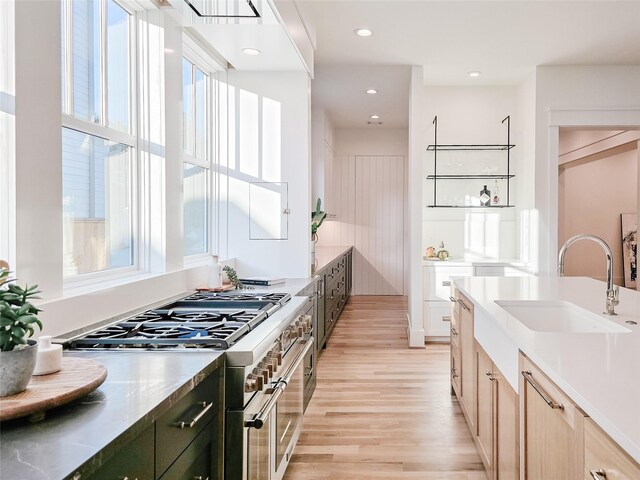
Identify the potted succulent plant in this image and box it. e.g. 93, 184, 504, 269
0, 268, 43, 397
311, 198, 327, 273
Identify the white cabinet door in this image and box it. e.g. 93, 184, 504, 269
422, 266, 473, 301
423, 302, 452, 337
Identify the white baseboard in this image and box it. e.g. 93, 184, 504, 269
406, 313, 425, 348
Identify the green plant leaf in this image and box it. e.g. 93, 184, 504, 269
11, 325, 25, 338
0, 316, 13, 327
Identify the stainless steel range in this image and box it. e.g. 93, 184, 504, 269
59, 290, 313, 480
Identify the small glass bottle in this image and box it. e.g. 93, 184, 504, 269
437, 241, 449, 261
480, 185, 491, 206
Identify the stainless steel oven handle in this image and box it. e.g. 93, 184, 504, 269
279, 338, 314, 387
244, 386, 283, 430
244, 339, 314, 430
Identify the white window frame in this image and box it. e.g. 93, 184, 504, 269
0, 0, 15, 268
61, 0, 140, 285
182, 34, 225, 263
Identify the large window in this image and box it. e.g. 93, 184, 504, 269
61, 0, 135, 277
183, 56, 210, 257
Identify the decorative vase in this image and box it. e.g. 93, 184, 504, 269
0, 339, 38, 397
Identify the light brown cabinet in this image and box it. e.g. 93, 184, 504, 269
519, 352, 585, 480
584, 418, 640, 480
449, 288, 476, 430
476, 345, 494, 473
475, 341, 518, 480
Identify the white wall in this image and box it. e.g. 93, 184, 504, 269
407, 65, 425, 347
334, 128, 408, 156
558, 134, 637, 285
534, 66, 640, 274
15, 0, 63, 296
422, 86, 521, 261
221, 70, 311, 278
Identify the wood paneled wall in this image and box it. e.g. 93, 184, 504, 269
318, 155, 406, 295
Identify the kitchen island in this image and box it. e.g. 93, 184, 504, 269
452, 275, 640, 469
0, 350, 224, 479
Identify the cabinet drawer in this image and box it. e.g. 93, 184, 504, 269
423, 302, 452, 337
584, 418, 640, 480
159, 419, 216, 480
91, 425, 154, 480
155, 371, 219, 476
423, 266, 473, 301
520, 355, 582, 430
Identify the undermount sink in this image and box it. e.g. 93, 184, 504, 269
495, 300, 631, 333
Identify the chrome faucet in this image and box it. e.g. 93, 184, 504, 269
558, 234, 619, 315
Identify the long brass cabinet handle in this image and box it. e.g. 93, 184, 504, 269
442, 316, 451, 322
450, 327, 458, 336
589, 469, 607, 480
449, 296, 457, 303
521, 370, 564, 410
176, 401, 213, 428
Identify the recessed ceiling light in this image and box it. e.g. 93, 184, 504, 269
468, 71, 481, 78
242, 48, 261, 56
370, 114, 380, 119
354, 28, 373, 37
365, 89, 378, 95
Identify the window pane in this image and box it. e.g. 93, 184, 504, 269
72, 0, 102, 123
195, 67, 206, 159
106, 0, 129, 132
183, 163, 208, 256
183, 58, 193, 155
63, 128, 133, 276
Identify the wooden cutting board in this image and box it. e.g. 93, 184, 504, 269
196, 283, 234, 292
0, 357, 107, 421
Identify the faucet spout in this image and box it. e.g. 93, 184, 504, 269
558, 234, 619, 315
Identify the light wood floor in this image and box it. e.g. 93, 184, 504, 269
284, 296, 485, 480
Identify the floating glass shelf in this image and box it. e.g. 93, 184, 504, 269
426, 174, 515, 180
427, 205, 515, 208
426, 144, 515, 151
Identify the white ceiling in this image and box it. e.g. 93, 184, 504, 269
171, 0, 307, 71
312, 65, 411, 127
299, 0, 640, 128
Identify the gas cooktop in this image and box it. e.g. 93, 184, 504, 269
65, 291, 290, 351
184, 291, 291, 305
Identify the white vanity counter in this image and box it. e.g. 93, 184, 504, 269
453, 275, 640, 463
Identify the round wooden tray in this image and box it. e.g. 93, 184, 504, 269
0, 357, 107, 421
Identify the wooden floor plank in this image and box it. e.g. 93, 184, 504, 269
284, 295, 484, 480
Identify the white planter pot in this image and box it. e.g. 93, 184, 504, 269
0, 339, 38, 397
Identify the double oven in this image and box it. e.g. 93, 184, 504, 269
225, 297, 313, 480
59, 289, 315, 480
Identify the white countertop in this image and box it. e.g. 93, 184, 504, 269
452, 276, 640, 463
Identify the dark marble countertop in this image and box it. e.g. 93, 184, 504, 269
0, 350, 224, 480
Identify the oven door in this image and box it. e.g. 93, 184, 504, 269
243, 337, 313, 480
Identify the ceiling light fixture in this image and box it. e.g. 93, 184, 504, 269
468, 71, 481, 78
365, 89, 378, 95
354, 28, 373, 37
370, 114, 380, 119
242, 48, 261, 56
